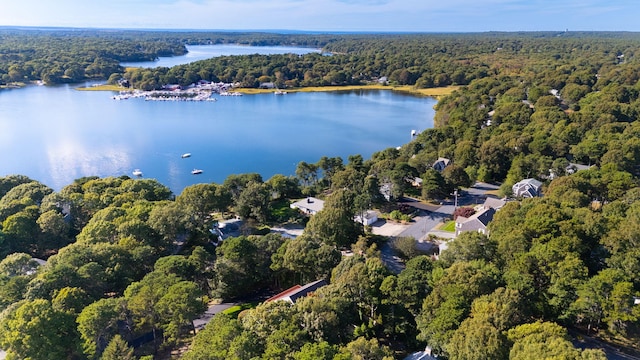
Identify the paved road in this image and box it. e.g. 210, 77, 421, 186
572, 332, 640, 360
459, 182, 500, 207
396, 182, 500, 242
397, 207, 451, 242
380, 241, 406, 274
379, 182, 501, 273
193, 302, 237, 331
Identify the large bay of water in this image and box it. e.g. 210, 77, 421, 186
120, 44, 322, 68
0, 45, 436, 195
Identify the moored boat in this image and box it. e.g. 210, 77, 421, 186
132, 169, 143, 177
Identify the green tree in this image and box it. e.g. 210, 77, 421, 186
235, 181, 270, 223
318, 156, 345, 187
383, 256, 434, 316
266, 174, 300, 200
176, 183, 231, 236
439, 232, 498, 267
182, 314, 248, 360
124, 271, 183, 346
305, 189, 363, 248
212, 236, 270, 299
101, 334, 135, 360
335, 337, 394, 360
278, 234, 341, 285
293, 341, 339, 360
77, 297, 125, 359
296, 161, 319, 188
0, 298, 81, 360
507, 321, 605, 360
447, 318, 507, 360
155, 281, 206, 345
331, 256, 390, 333
416, 260, 501, 356
223, 173, 263, 201
392, 236, 422, 260
51, 286, 91, 315
421, 168, 448, 200
442, 164, 472, 190
0, 252, 40, 277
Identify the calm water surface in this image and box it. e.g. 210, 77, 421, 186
0, 45, 435, 195
120, 44, 321, 68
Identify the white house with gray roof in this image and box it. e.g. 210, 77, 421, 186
455, 207, 496, 236
512, 178, 543, 198
290, 197, 325, 215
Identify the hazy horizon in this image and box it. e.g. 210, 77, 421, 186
1, 0, 639, 33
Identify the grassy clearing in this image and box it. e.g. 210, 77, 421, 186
484, 189, 502, 197
76, 84, 123, 91
74, 83, 459, 97
236, 84, 459, 97
269, 199, 302, 224
440, 220, 456, 232
222, 302, 258, 318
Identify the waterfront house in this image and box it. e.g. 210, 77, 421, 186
163, 84, 182, 91
290, 197, 325, 215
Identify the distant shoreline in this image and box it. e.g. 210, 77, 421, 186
77, 84, 459, 98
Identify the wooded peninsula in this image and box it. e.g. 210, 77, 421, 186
1, 28, 640, 360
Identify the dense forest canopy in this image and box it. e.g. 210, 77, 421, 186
3, 28, 640, 89
1, 29, 640, 359
0, 29, 334, 85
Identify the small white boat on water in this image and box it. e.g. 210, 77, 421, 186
181, 153, 191, 158
132, 169, 143, 177
274, 90, 287, 95
191, 169, 203, 175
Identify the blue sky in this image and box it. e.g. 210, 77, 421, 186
2, 0, 639, 32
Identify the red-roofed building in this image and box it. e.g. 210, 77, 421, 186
266, 279, 327, 304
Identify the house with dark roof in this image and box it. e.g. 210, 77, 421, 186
512, 178, 543, 198
432, 157, 451, 172
266, 279, 327, 304
455, 207, 496, 236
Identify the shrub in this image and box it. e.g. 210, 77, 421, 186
452, 206, 475, 220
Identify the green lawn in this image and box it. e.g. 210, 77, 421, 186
440, 220, 456, 232
221, 302, 258, 318
269, 198, 301, 223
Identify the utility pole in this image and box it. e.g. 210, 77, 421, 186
453, 190, 458, 209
